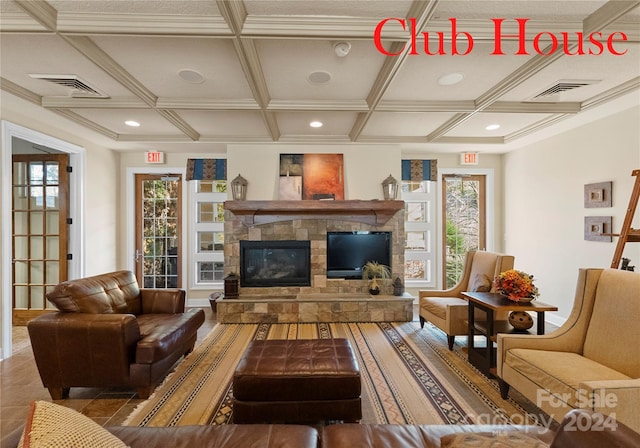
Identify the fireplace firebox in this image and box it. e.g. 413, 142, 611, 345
240, 240, 311, 287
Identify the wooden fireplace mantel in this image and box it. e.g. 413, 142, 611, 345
224, 200, 404, 225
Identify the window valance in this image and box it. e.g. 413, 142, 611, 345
186, 159, 227, 181
401, 159, 437, 182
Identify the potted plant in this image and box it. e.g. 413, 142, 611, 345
362, 261, 391, 295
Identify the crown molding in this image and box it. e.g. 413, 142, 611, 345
56, 12, 231, 36
198, 135, 273, 143
581, 77, 640, 111
377, 100, 475, 113
485, 102, 581, 114
116, 134, 193, 142
156, 98, 261, 110
42, 97, 148, 109
0, 12, 49, 32
0, 77, 41, 105
432, 136, 505, 145
242, 16, 398, 39
268, 99, 369, 111
504, 114, 569, 143
278, 134, 353, 143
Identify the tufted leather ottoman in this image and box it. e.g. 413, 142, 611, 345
232, 338, 362, 424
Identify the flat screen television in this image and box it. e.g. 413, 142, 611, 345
326, 231, 391, 279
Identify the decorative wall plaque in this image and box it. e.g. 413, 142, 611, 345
584, 216, 612, 242
584, 181, 612, 208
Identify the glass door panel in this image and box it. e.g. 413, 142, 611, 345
135, 174, 182, 289
442, 174, 486, 288
12, 154, 69, 324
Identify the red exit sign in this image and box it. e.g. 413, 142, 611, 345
460, 152, 478, 165
145, 151, 164, 164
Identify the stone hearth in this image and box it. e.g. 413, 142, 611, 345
216, 293, 413, 323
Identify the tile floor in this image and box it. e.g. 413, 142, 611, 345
0, 307, 217, 447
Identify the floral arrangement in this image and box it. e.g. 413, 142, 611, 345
493, 269, 539, 302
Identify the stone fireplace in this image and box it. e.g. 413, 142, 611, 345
224, 201, 405, 297
218, 200, 412, 323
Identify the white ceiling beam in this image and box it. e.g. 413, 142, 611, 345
583, 1, 640, 34
155, 110, 200, 141
349, 0, 441, 142
52, 109, 119, 140
60, 35, 158, 107
14, 0, 57, 31
217, 0, 280, 141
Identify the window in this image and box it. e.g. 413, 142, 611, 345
402, 180, 436, 287
197, 261, 225, 282
442, 174, 486, 288
191, 180, 226, 286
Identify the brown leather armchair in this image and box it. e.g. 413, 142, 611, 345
27, 270, 205, 399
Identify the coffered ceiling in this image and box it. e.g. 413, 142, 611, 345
1, 0, 639, 153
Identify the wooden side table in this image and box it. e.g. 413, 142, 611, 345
462, 292, 558, 377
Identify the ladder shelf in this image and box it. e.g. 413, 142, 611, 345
610, 169, 640, 269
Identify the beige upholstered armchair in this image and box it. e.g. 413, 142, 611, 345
418, 250, 515, 350
498, 268, 640, 434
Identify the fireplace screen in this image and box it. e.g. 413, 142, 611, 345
240, 240, 311, 287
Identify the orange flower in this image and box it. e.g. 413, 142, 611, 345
493, 269, 539, 302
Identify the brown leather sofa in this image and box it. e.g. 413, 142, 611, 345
322, 409, 640, 447
5, 409, 638, 448
27, 270, 205, 399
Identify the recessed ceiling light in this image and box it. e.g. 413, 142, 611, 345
178, 69, 205, 84
485, 124, 501, 131
310, 121, 323, 128
307, 71, 332, 85
125, 120, 140, 127
437, 72, 464, 86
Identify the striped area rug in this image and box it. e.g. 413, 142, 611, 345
123, 321, 540, 427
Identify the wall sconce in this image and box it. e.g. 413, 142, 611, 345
382, 174, 398, 200
231, 174, 248, 200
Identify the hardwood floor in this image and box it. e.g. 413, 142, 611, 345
0, 308, 217, 447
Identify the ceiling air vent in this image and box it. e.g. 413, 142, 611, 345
528, 79, 598, 101
29, 74, 109, 98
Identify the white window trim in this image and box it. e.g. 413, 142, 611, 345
188, 180, 226, 290
125, 167, 187, 289
434, 168, 495, 290
402, 181, 436, 289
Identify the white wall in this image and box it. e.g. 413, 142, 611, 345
0, 102, 118, 359
504, 105, 640, 322
228, 144, 402, 200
